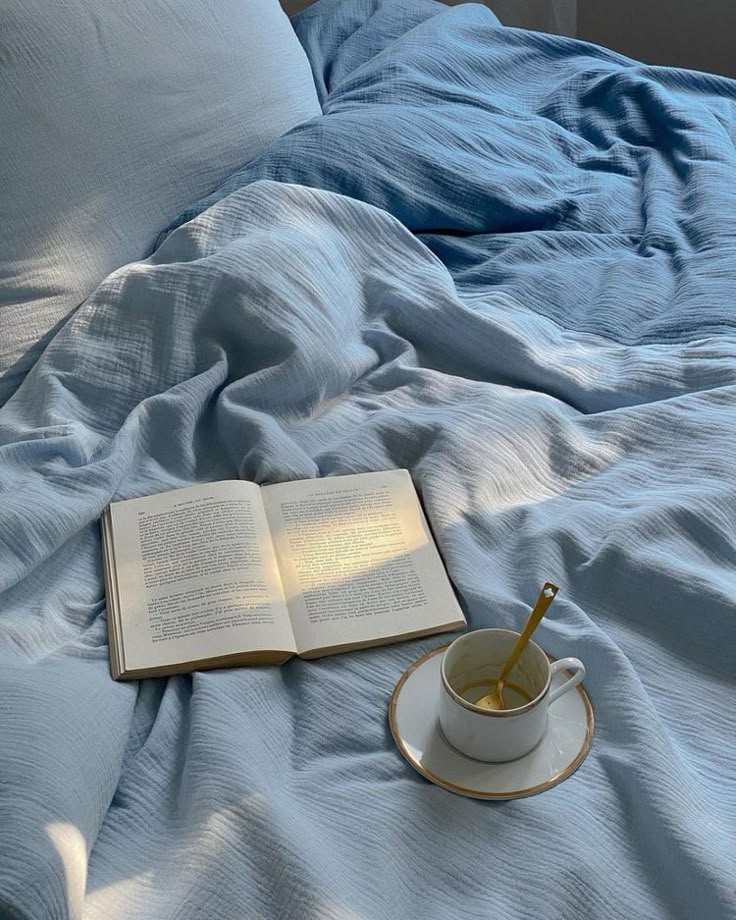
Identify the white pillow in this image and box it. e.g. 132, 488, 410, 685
0, 0, 321, 404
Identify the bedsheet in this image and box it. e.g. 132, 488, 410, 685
1, 1, 736, 918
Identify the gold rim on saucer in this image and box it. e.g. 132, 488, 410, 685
388, 645, 594, 800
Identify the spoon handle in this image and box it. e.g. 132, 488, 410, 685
498, 582, 560, 685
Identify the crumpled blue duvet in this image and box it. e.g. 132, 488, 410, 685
1, 1, 735, 918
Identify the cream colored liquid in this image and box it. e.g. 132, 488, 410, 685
458, 678, 534, 710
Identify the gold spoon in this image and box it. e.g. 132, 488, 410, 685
475, 582, 560, 711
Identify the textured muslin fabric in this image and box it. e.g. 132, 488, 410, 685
1, 1, 735, 918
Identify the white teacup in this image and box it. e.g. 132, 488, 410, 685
438, 628, 586, 763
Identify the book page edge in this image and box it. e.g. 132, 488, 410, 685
113, 648, 295, 681
297, 618, 466, 661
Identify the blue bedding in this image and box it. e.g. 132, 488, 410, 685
1, 1, 735, 917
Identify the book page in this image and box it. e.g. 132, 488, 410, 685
109, 481, 295, 673
261, 470, 464, 654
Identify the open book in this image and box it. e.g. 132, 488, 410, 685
101, 470, 465, 679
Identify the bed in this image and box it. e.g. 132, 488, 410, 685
1, 0, 735, 918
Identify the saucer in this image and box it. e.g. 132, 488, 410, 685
389, 645, 594, 800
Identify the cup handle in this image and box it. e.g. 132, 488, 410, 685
548, 657, 586, 705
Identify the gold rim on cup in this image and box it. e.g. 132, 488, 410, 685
441, 630, 555, 718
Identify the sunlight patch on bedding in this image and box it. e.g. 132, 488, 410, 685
83, 870, 155, 918
45, 822, 87, 917
441, 415, 625, 527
